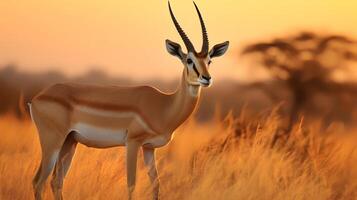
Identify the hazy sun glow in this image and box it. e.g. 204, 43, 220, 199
0, 0, 356, 81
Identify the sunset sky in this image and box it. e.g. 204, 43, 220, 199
0, 0, 356, 82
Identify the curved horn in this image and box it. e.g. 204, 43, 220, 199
193, 2, 209, 54
168, 2, 195, 52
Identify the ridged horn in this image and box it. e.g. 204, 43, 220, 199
168, 1, 196, 52
193, 1, 209, 54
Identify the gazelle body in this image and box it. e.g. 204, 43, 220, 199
30, 2, 229, 200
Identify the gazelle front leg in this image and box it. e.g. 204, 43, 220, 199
142, 147, 160, 200
126, 140, 140, 200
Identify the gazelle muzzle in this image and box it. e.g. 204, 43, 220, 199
198, 75, 212, 87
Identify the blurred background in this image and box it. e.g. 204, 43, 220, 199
1, 0, 357, 128
1, 2, 357, 198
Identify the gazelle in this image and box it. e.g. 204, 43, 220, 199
29, 1, 229, 200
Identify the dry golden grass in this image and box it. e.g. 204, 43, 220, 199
0, 112, 357, 200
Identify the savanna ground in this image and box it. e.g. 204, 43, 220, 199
1, 110, 357, 200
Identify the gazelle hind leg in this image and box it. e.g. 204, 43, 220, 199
30, 99, 71, 200
51, 133, 78, 200
33, 143, 62, 200
31, 106, 68, 200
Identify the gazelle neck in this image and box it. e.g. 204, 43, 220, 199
177, 68, 201, 99
165, 68, 201, 132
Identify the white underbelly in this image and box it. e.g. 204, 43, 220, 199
71, 123, 127, 148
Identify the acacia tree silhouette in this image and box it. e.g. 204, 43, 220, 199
242, 32, 357, 131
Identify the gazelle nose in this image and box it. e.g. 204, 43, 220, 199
199, 75, 212, 87
201, 75, 211, 81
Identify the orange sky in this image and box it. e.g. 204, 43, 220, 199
0, 0, 356, 82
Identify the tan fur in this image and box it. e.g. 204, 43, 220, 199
31, 69, 201, 200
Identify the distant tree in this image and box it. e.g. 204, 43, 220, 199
242, 32, 357, 130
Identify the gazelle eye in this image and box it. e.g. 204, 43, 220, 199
208, 60, 212, 65
187, 58, 193, 64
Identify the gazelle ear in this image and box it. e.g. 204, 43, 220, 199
166, 39, 184, 59
209, 41, 229, 58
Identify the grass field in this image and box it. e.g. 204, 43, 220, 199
0, 112, 357, 200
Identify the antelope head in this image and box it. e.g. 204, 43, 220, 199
166, 1, 229, 87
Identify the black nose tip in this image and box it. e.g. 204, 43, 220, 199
202, 75, 211, 81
